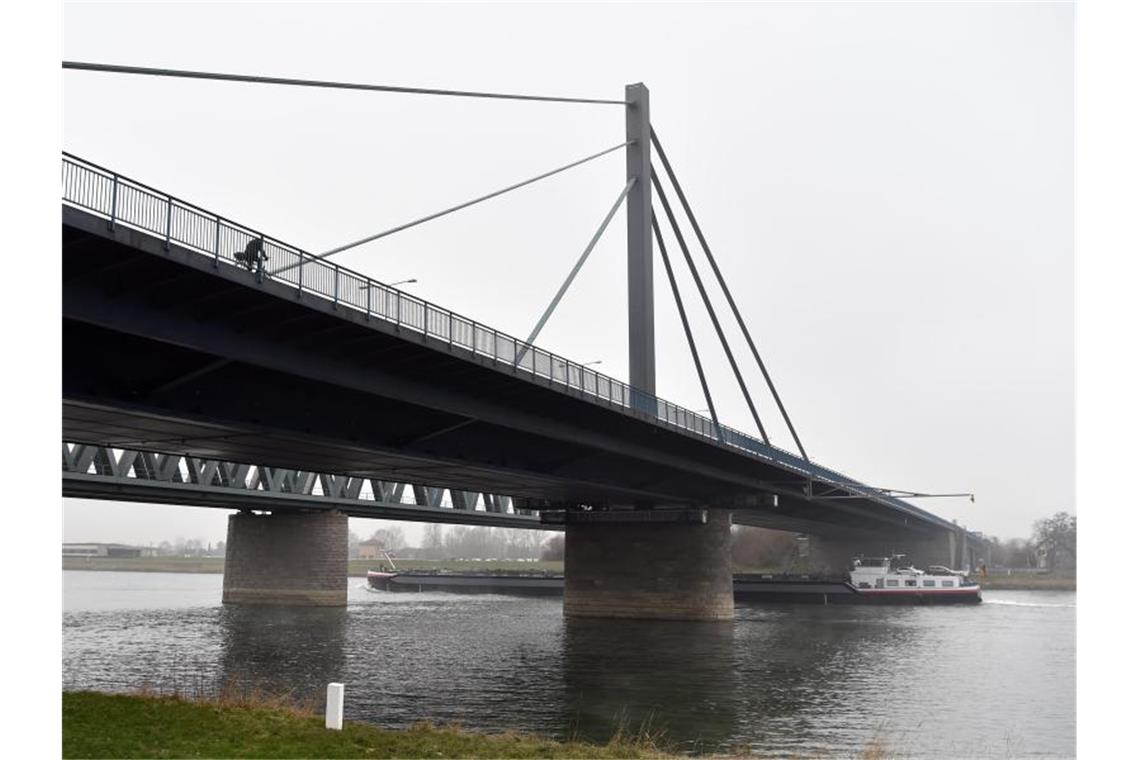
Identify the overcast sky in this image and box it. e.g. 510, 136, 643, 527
61, 1, 1073, 543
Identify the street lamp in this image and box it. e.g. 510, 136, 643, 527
360, 278, 418, 290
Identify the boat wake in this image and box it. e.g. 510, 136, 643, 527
984, 599, 1075, 609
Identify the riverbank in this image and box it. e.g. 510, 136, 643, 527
63, 557, 1078, 591
981, 572, 1076, 591
62, 691, 667, 759
62, 557, 775, 577
63, 557, 565, 576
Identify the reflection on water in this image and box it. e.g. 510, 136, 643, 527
732, 606, 927, 757
562, 618, 737, 751
219, 605, 347, 703
63, 572, 1075, 758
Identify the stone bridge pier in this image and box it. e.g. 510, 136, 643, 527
563, 508, 733, 621
223, 511, 348, 606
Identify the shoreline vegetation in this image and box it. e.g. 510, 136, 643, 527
979, 572, 1076, 591
62, 691, 901, 759
63, 556, 1076, 590
62, 691, 668, 759
63, 557, 566, 577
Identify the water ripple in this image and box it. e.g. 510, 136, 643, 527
64, 572, 1074, 758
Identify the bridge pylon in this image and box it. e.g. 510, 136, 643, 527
626, 82, 654, 403
558, 84, 734, 622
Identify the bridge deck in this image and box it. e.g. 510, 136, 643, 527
61, 153, 959, 536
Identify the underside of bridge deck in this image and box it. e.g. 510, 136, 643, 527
62, 206, 952, 543
807, 527, 975, 574
63, 183, 971, 614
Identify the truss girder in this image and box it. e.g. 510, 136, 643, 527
62, 442, 536, 526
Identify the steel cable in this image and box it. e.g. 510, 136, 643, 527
273, 140, 633, 273
63, 62, 628, 105
651, 168, 771, 445
651, 127, 809, 460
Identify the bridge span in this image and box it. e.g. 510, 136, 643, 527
62, 156, 955, 534
62, 79, 978, 619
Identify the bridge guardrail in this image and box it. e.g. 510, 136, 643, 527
62, 153, 945, 523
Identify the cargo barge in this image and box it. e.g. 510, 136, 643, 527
367, 555, 981, 605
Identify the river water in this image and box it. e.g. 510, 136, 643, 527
63, 571, 1074, 758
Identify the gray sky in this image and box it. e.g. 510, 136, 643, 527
62, 1, 1073, 543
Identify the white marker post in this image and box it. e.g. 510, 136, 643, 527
325, 682, 345, 730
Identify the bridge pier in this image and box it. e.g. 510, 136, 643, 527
222, 511, 347, 606
563, 509, 733, 621
808, 527, 971, 574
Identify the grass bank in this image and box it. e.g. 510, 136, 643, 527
64, 556, 226, 574
62, 691, 665, 759
981, 572, 1076, 591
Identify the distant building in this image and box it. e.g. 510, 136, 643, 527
62, 543, 156, 558
357, 539, 389, 560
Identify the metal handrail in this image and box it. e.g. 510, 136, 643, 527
59, 152, 952, 526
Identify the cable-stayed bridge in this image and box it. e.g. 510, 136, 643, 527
62, 65, 980, 618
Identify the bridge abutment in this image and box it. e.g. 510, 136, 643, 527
222, 511, 347, 606
563, 509, 733, 621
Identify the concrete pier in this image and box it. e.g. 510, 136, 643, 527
808, 527, 973, 574
222, 511, 347, 606
563, 509, 733, 621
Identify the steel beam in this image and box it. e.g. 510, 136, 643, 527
62, 443, 544, 529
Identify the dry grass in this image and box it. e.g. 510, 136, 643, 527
209, 677, 321, 718
603, 711, 670, 755
859, 734, 891, 760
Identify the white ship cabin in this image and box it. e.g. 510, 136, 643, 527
848, 556, 973, 590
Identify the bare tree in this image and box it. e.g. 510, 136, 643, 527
731, 525, 797, 570
985, 536, 1037, 569
1032, 512, 1076, 570
370, 526, 407, 552
540, 535, 565, 561
422, 523, 444, 559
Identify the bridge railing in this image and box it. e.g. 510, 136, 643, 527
62, 153, 939, 518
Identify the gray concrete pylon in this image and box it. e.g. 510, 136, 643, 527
625, 83, 654, 402
807, 529, 964, 576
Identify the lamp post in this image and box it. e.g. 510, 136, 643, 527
556, 359, 602, 369
360, 278, 417, 290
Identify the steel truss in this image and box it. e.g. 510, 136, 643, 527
62, 442, 544, 529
